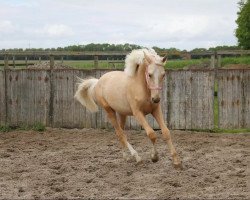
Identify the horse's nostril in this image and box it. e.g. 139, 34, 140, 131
152, 98, 160, 103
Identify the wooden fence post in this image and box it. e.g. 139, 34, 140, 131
94, 56, 98, 68
49, 55, 55, 127
61, 56, 63, 64
210, 54, 215, 68
39, 57, 41, 63
4, 55, 8, 69
50, 55, 54, 69
13, 56, 16, 68
25, 57, 28, 67
0, 61, 7, 125
217, 55, 222, 68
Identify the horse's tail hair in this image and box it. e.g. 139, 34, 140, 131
74, 77, 99, 113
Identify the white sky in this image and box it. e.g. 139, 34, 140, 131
0, 0, 239, 50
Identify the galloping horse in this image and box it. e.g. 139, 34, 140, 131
75, 49, 182, 169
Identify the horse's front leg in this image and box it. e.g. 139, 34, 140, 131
133, 110, 159, 162
152, 105, 182, 169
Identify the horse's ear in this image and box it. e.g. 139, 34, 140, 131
162, 54, 167, 64
143, 51, 151, 64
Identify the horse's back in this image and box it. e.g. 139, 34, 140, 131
95, 71, 132, 115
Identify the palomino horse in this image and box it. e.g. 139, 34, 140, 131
75, 49, 182, 169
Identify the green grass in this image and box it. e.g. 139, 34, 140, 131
166, 58, 210, 69
221, 56, 250, 67
0, 122, 46, 132
0, 124, 12, 132
0, 60, 125, 69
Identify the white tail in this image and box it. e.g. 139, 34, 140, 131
74, 77, 99, 112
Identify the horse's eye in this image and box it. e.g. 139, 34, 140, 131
149, 74, 152, 78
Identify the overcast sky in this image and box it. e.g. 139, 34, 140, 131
0, 0, 239, 50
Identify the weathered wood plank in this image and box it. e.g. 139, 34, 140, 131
19, 70, 29, 125
198, 71, 204, 129
243, 70, 250, 128
178, 71, 186, 129
6, 70, 18, 125
168, 71, 180, 129
190, 71, 198, 129
238, 71, 244, 128
0, 70, 6, 125
184, 70, 192, 129
232, 71, 240, 128
207, 71, 215, 129
60, 70, 75, 127
218, 70, 227, 128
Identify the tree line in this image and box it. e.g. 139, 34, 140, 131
0, 43, 242, 60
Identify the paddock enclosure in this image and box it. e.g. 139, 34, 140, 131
0, 68, 249, 130
0, 61, 249, 199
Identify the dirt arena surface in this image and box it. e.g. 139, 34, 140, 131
0, 128, 249, 199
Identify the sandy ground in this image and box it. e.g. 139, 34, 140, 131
0, 128, 249, 199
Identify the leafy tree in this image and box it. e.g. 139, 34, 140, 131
208, 46, 239, 51
236, 0, 250, 49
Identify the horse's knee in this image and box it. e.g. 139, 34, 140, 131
147, 130, 157, 144
162, 128, 171, 141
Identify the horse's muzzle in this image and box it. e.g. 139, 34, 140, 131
152, 97, 160, 103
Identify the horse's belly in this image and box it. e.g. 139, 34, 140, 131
97, 71, 133, 115
105, 87, 132, 115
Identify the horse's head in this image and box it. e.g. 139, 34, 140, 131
144, 52, 167, 104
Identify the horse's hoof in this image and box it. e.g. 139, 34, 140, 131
135, 156, 143, 165
151, 154, 159, 163
173, 162, 183, 170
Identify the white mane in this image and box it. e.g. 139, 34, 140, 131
124, 48, 161, 77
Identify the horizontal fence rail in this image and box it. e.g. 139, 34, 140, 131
0, 68, 249, 130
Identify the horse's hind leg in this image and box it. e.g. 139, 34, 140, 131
118, 114, 127, 130
104, 106, 141, 163
117, 114, 129, 159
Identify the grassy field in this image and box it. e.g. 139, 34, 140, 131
221, 56, 250, 66
1, 56, 249, 70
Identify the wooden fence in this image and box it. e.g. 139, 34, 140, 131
0, 68, 249, 130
